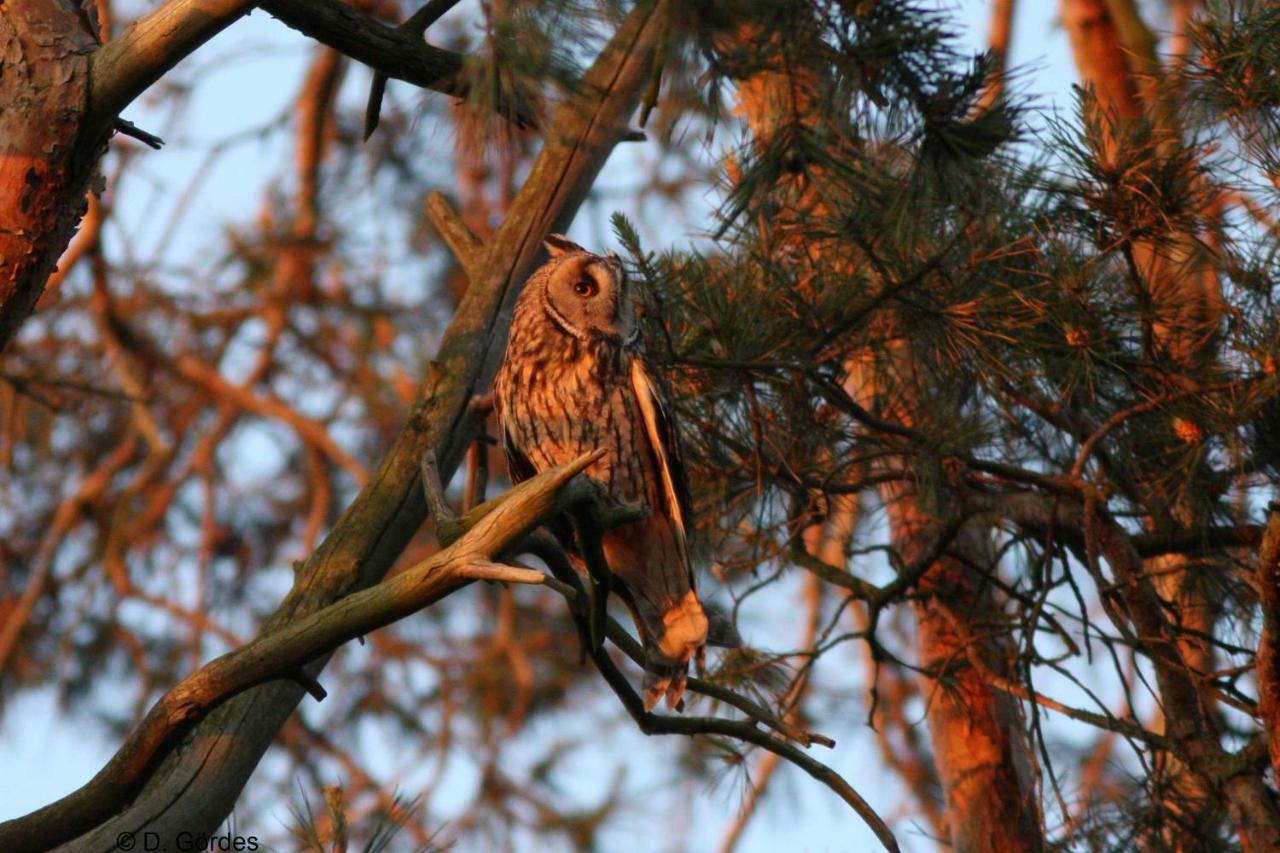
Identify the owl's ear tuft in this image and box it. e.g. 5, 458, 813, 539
544, 234, 586, 257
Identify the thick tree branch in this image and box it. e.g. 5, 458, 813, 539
261, 0, 536, 125
261, 0, 457, 89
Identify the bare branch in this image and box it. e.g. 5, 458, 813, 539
583, 620, 899, 852
364, 0, 464, 139
0, 452, 598, 852
427, 191, 485, 279
261, 0, 533, 124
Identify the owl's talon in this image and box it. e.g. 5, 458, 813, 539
642, 665, 689, 714
665, 675, 687, 712
596, 500, 648, 530
642, 675, 668, 713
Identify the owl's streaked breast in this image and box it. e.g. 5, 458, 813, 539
497, 333, 650, 507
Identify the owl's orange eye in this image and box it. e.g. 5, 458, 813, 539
573, 278, 598, 297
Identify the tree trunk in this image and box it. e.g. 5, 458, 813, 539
888, 495, 1041, 852
858, 343, 1043, 853
0, 0, 100, 353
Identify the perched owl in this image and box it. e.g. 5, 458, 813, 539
494, 234, 709, 711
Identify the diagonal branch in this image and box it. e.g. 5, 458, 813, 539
522, 529, 889, 845
261, 0, 534, 126
580, 614, 899, 852
89, 0, 529, 137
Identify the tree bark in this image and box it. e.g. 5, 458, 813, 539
975, 0, 1016, 114
0, 0, 99, 353
1257, 504, 1280, 787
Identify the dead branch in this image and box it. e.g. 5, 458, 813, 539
261, 0, 534, 127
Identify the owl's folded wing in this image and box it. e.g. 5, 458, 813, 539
628, 357, 694, 561
502, 423, 576, 553
501, 423, 538, 488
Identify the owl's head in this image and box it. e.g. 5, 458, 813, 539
534, 234, 635, 344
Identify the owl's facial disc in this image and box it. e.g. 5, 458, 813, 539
544, 254, 633, 342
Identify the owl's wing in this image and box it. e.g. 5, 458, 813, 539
501, 422, 538, 487
628, 357, 695, 563
502, 421, 576, 552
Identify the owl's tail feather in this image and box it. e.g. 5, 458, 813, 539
656, 588, 709, 661
642, 665, 687, 712
634, 589, 708, 712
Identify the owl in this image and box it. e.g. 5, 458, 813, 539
493, 234, 709, 711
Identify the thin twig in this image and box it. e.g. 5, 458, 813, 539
363, 0, 464, 140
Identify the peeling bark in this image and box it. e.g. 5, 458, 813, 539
0, 0, 100, 352
1256, 506, 1280, 785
